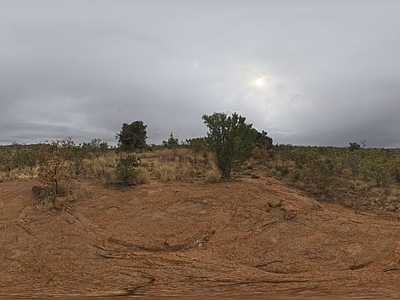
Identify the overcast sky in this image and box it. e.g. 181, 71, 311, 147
1, 0, 400, 147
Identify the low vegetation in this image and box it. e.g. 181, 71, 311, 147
0, 113, 399, 217
268, 144, 400, 215
36, 138, 75, 195
115, 154, 141, 185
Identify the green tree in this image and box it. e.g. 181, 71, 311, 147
162, 132, 179, 149
349, 142, 361, 151
202, 112, 256, 179
116, 121, 147, 152
253, 130, 273, 152
251, 129, 274, 163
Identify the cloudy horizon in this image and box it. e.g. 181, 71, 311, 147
1, 0, 400, 148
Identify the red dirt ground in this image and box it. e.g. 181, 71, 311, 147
0, 176, 399, 299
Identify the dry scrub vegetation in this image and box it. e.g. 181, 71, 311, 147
1, 138, 400, 218
0, 140, 223, 210
266, 144, 400, 216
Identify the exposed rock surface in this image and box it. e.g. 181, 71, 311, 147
0, 177, 399, 298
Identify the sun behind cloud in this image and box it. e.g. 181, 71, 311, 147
255, 77, 265, 86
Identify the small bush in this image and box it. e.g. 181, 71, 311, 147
37, 139, 74, 195
115, 155, 141, 185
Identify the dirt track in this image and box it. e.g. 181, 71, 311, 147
0, 177, 400, 299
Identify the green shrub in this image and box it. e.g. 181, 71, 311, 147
349, 142, 361, 151
115, 155, 141, 185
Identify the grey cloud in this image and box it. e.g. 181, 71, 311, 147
1, 0, 400, 147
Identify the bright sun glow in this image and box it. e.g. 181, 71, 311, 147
255, 77, 264, 86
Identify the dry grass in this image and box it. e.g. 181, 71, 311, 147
389, 188, 400, 197
0, 167, 37, 182
80, 155, 117, 181
153, 161, 197, 183
135, 167, 150, 184
156, 149, 176, 162
176, 148, 195, 162
386, 195, 399, 203
205, 167, 221, 183
68, 153, 151, 186
140, 151, 157, 159
147, 147, 220, 183
154, 163, 177, 183
82, 159, 95, 173
180, 162, 195, 181
352, 180, 370, 191
0, 149, 216, 186
140, 160, 151, 168
0, 171, 14, 182
370, 187, 389, 197
155, 148, 195, 163
101, 170, 119, 185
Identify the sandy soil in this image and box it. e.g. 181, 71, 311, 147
0, 176, 399, 299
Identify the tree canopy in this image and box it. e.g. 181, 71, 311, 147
202, 112, 256, 179
116, 121, 147, 152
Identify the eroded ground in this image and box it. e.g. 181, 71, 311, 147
0, 177, 400, 298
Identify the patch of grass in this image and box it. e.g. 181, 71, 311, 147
387, 187, 400, 197
352, 180, 370, 191
156, 149, 176, 162
140, 151, 157, 159
176, 148, 195, 163
135, 167, 150, 184
154, 163, 177, 183
156, 148, 195, 164
205, 167, 221, 183
180, 162, 195, 181
79, 155, 117, 182
153, 161, 197, 183
0, 166, 37, 182
101, 169, 119, 185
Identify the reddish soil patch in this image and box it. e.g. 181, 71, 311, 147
0, 177, 399, 298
